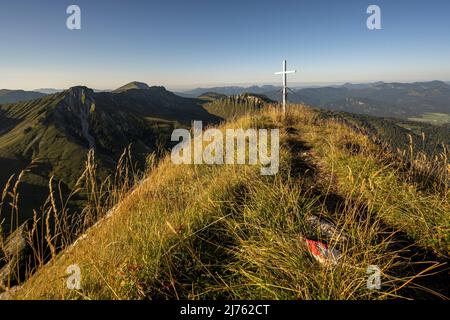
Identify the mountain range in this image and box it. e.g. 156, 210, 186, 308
6, 80, 450, 121
181, 80, 450, 120
1, 80, 449, 300
289, 80, 450, 118
0, 90, 46, 104
0, 82, 221, 228
1, 80, 450, 229
178, 85, 280, 98
33, 88, 63, 95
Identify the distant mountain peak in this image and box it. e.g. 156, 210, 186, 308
113, 81, 150, 93
34, 88, 63, 95
67, 85, 92, 91
65, 86, 95, 98
197, 92, 228, 101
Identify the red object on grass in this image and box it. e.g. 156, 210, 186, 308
305, 238, 340, 265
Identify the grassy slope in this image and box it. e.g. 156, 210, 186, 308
7, 106, 449, 300
317, 110, 450, 159
298, 112, 450, 259
203, 94, 273, 120
0, 94, 88, 224
409, 113, 450, 125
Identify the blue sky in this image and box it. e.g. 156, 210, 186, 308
0, 0, 450, 90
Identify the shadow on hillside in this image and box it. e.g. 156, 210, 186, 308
149, 217, 237, 299
384, 229, 450, 300
284, 127, 316, 179
0, 111, 21, 136
312, 188, 450, 300
285, 126, 450, 300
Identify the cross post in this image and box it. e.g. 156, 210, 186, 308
275, 60, 296, 116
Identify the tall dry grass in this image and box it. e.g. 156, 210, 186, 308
290, 104, 449, 258
0, 146, 153, 291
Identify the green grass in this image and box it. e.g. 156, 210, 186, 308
409, 113, 450, 125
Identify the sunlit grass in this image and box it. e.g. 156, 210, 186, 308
1, 106, 448, 299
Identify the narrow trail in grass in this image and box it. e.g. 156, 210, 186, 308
284, 116, 449, 300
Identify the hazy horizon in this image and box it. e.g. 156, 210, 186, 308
2, 78, 450, 93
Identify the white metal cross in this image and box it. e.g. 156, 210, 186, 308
275, 60, 296, 115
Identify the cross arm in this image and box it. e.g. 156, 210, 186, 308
274, 70, 297, 75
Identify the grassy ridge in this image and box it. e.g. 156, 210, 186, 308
203, 94, 274, 120
3, 106, 449, 299
298, 111, 450, 259
409, 113, 450, 125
